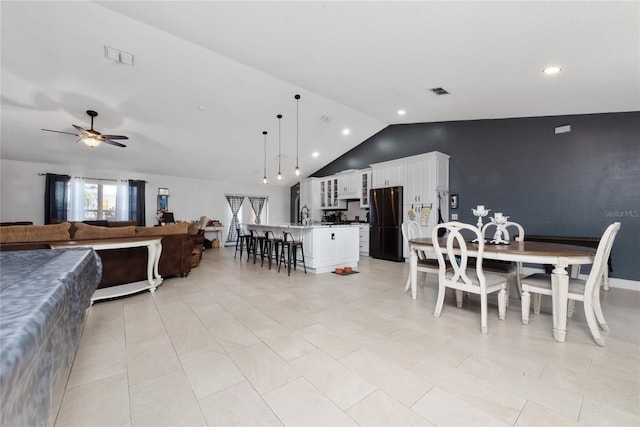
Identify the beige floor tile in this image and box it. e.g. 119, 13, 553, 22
53, 249, 640, 427
263, 377, 358, 426
264, 306, 316, 331
295, 323, 361, 359
66, 339, 127, 389
579, 396, 640, 426
339, 348, 433, 406
126, 335, 182, 386
347, 389, 434, 426
289, 349, 376, 410
55, 372, 130, 427
515, 400, 581, 426
411, 354, 526, 424
458, 354, 584, 421
412, 386, 509, 426
232, 307, 281, 333
205, 315, 261, 352
310, 310, 367, 338
124, 315, 168, 346
180, 346, 246, 399
129, 371, 205, 427
164, 318, 224, 356
228, 342, 300, 395
198, 381, 282, 426
254, 325, 317, 361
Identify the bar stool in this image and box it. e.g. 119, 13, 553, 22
234, 227, 251, 259
249, 229, 266, 264
263, 230, 282, 269
278, 231, 307, 276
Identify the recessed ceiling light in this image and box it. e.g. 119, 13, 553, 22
312, 151, 319, 158
342, 128, 351, 135
543, 66, 561, 75
397, 110, 406, 116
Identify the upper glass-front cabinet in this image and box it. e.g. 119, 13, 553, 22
360, 169, 371, 208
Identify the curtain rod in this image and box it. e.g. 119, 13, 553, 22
39, 173, 147, 183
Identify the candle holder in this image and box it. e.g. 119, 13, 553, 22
471, 206, 490, 242
489, 214, 510, 244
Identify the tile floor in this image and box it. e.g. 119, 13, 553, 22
54, 248, 640, 426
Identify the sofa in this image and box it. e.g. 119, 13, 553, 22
0, 221, 204, 289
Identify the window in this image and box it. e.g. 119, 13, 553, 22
82, 182, 118, 220
46, 176, 143, 224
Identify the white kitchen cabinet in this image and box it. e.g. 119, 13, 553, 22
247, 224, 359, 274
358, 223, 369, 256
322, 176, 346, 209
371, 161, 404, 188
300, 177, 321, 223
337, 170, 359, 199
401, 151, 450, 258
359, 169, 371, 208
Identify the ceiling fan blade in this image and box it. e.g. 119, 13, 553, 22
72, 124, 88, 133
41, 128, 80, 137
103, 139, 127, 148
102, 134, 129, 140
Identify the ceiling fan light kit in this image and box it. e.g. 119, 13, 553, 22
42, 110, 128, 148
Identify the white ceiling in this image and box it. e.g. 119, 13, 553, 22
2, 1, 638, 187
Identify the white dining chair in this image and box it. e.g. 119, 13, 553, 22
432, 221, 507, 334
520, 222, 620, 346
481, 220, 525, 303
401, 221, 440, 293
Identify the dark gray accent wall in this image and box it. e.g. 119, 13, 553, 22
310, 111, 640, 280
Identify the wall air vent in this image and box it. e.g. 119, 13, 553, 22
104, 46, 135, 66
430, 87, 449, 95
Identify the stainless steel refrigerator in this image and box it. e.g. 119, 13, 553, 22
369, 186, 404, 262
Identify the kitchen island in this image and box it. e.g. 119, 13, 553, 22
246, 223, 360, 274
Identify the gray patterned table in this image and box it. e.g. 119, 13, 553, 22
0, 248, 102, 426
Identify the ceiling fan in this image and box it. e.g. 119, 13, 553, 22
42, 110, 128, 148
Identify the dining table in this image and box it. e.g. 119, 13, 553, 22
408, 237, 597, 343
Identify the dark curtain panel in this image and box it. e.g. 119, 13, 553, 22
128, 180, 146, 226
225, 195, 245, 243
248, 196, 266, 224
44, 173, 70, 224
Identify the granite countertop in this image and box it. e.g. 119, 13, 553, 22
246, 223, 361, 229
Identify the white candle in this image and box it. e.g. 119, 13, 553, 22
495, 212, 503, 219
477, 205, 484, 212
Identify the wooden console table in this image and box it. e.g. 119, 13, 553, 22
49, 237, 163, 302
203, 226, 224, 246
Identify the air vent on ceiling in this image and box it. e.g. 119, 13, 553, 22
104, 46, 135, 66
319, 115, 333, 123
430, 87, 449, 95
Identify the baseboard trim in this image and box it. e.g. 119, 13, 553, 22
521, 266, 639, 292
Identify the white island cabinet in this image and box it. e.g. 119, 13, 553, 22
246, 224, 360, 274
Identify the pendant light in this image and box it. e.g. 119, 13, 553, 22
276, 114, 283, 181
262, 131, 268, 184
294, 94, 301, 176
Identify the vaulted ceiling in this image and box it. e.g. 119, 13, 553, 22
2, 1, 638, 187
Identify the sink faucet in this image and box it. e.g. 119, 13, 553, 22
300, 205, 310, 225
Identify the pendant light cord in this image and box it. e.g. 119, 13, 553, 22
277, 114, 283, 180
262, 131, 268, 184
295, 95, 300, 170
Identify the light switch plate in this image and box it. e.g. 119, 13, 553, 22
451, 213, 459, 220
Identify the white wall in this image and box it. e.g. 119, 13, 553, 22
0, 159, 290, 232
